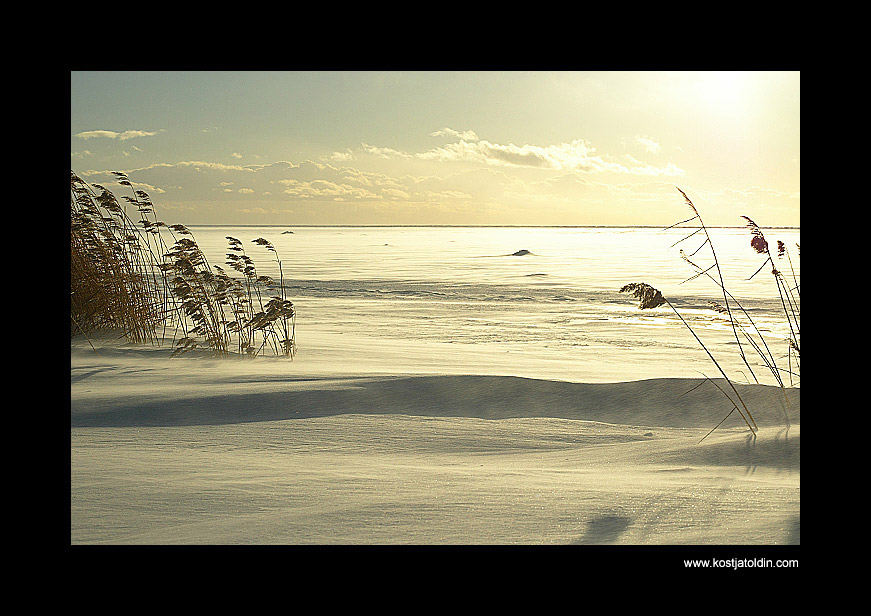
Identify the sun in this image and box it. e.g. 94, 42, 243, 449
698, 71, 750, 115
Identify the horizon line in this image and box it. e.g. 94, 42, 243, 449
183, 224, 801, 229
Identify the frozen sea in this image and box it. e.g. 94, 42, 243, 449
176, 225, 800, 386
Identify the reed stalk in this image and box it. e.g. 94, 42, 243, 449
71, 170, 297, 359
621, 188, 799, 439
619, 282, 758, 435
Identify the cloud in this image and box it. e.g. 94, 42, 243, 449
380, 187, 411, 200
76, 129, 158, 141
77, 142, 684, 225
278, 178, 381, 201
173, 160, 257, 172
635, 136, 662, 154
619, 155, 684, 176
128, 181, 165, 194
326, 130, 681, 177
430, 128, 479, 141
417, 138, 636, 173
350, 131, 684, 176
339, 167, 405, 191
474, 141, 554, 168
361, 143, 412, 159
328, 149, 355, 162
418, 189, 472, 202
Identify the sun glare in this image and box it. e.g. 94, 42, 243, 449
698, 71, 749, 115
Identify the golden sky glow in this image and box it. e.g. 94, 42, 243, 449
71, 71, 799, 227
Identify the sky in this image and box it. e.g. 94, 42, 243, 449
70, 71, 800, 227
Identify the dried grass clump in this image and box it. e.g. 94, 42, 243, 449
618, 283, 666, 310
621, 188, 799, 441
70, 171, 169, 345
71, 170, 296, 359
166, 230, 296, 358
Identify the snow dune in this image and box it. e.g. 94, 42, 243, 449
71, 337, 799, 545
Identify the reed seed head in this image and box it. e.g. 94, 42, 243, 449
620, 282, 667, 309
676, 187, 699, 216
741, 216, 769, 254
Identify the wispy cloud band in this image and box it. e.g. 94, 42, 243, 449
332, 129, 683, 176
75, 129, 158, 141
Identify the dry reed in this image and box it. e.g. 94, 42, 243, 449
621, 188, 800, 440
71, 170, 296, 359
70, 171, 169, 344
